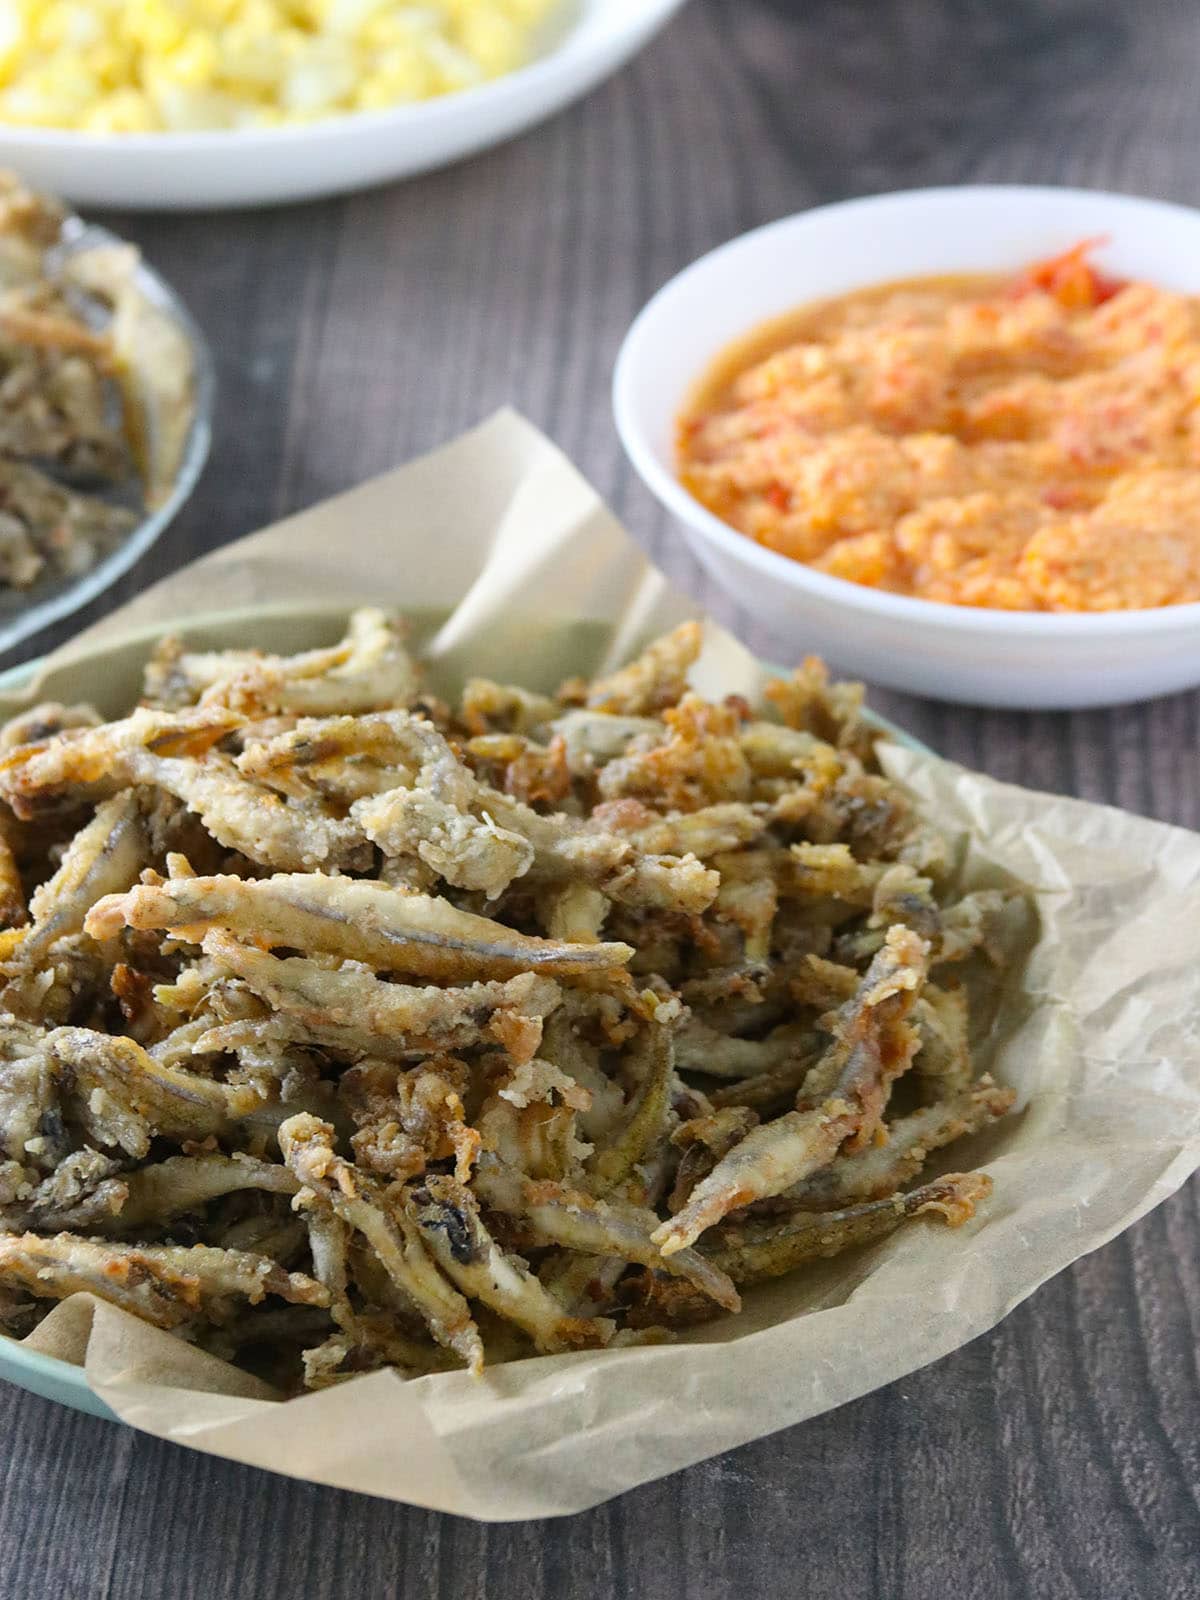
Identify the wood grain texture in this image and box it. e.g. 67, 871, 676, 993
1, 1, 1198, 1595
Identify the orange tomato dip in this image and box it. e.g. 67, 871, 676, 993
677, 243, 1200, 610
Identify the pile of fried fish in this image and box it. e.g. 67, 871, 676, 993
0, 172, 154, 592
0, 612, 1015, 1389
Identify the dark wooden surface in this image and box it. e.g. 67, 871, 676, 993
2, 1, 1199, 1595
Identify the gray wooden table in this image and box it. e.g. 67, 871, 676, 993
2, 1, 1198, 1595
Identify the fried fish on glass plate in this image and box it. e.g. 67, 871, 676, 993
0, 610, 1016, 1391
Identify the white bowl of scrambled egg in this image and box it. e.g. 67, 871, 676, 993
0, 0, 686, 208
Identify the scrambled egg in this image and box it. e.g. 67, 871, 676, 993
0, 0, 561, 131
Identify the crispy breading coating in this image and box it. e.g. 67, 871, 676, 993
1, 1146, 126, 1230
279, 1113, 483, 1373
197, 611, 418, 717
234, 711, 421, 803
0, 1230, 327, 1328
0, 707, 239, 815
86, 873, 635, 982
588, 799, 768, 859
202, 935, 563, 1062
350, 711, 718, 913
585, 621, 704, 715
597, 695, 753, 812
459, 678, 560, 737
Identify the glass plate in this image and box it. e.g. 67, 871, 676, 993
0, 218, 214, 659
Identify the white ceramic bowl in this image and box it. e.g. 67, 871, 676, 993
0, 0, 686, 211
614, 185, 1200, 709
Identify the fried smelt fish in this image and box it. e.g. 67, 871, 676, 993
406, 1175, 615, 1354
540, 882, 610, 943
652, 1103, 853, 1257
596, 695, 753, 811
750, 1077, 1014, 1214
87, 874, 634, 983
654, 928, 928, 1254
0, 701, 102, 752
0, 1230, 327, 1329
300, 1204, 353, 1329
202, 934, 563, 1061
278, 1113, 483, 1373
42, 1027, 265, 1157
791, 928, 927, 1138
706, 1046, 831, 1115
114, 1152, 301, 1229
198, 610, 419, 717
474, 1155, 740, 1314
355, 783, 532, 900
4, 789, 145, 968
548, 709, 661, 771
588, 799, 768, 860
584, 1021, 674, 1195
912, 985, 973, 1102
669, 1106, 758, 1214
299, 1321, 459, 1387
234, 711, 422, 804
703, 1172, 992, 1287
459, 679, 559, 737
0, 1144, 124, 1229
675, 1019, 817, 1082
0, 707, 240, 815
133, 754, 367, 873
762, 654, 874, 761
0, 1015, 56, 1177
248, 711, 532, 898
146, 611, 416, 716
